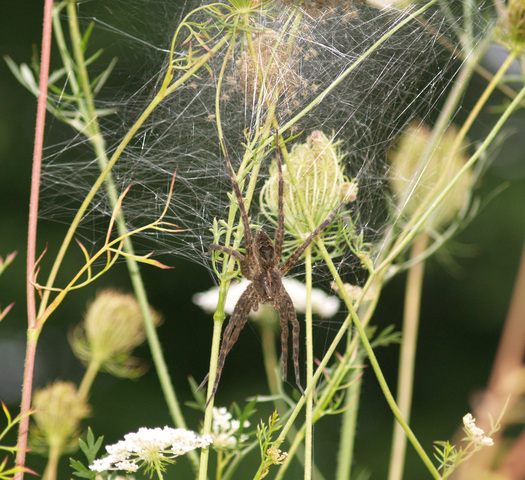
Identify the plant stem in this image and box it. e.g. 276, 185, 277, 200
304, 247, 313, 480
78, 358, 102, 399
17, 0, 54, 477
388, 232, 429, 480
335, 350, 364, 480
42, 444, 61, 480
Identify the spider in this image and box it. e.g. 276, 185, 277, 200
202, 134, 342, 403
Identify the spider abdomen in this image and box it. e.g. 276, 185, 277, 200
253, 269, 283, 302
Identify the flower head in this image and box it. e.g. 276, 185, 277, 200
193, 277, 339, 318
261, 131, 354, 253
496, 0, 525, 52
30, 381, 90, 455
462, 413, 494, 447
70, 289, 162, 378
389, 122, 472, 230
209, 407, 250, 450
90, 427, 212, 474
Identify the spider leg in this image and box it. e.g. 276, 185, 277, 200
209, 243, 244, 262
221, 140, 253, 255
205, 283, 259, 405
280, 202, 343, 276
274, 286, 305, 395
273, 132, 285, 260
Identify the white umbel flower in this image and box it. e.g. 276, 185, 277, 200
193, 278, 339, 318
463, 413, 494, 447
210, 407, 250, 450
90, 427, 212, 473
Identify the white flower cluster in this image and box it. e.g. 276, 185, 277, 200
462, 413, 494, 447
90, 427, 212, 473
210, 407, 250, 450
193, 278, 339, 318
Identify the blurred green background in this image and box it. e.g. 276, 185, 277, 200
1, 1, 524, 479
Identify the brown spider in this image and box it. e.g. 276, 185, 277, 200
203, 134, 342, 403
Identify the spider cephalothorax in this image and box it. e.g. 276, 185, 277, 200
203, 134, 343, 403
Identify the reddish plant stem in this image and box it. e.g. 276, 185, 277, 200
16, 0, 54, 478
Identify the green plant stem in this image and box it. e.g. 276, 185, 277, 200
35, 27, 232, 328
78, 358, 102, 399
304, 247, 313, 480
63, 9, 193, 458
259, 309, 282, 396
42, 444, 61, 480
388, 232, 429, 480
198, 307, 225, 480
334, 356, 363, 480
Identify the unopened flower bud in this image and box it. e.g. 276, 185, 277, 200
389, 122, 472, 230
70, 289, 162, 378
30, 381, 90, 454
261, 131, 351, 254
496, 0, 525, 52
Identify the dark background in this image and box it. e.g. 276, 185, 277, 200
1, 1, 524, 479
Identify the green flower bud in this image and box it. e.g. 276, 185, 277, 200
496, 0, 525, 52
70, 289, 162, 378
30, 381, 90, 454
389, 122, 473, 230
260, 131, 355, 255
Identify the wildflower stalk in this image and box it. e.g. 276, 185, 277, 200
18, 0, 54, 476
388, 232, 429, 480
304, 247, 313, 480
335, 349, 364, 480
63, 3, 197, 469
271, 146, 439, 478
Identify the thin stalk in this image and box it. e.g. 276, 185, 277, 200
42, 444, 60, 480
198, 305, 225, 480
315, 240, 441, 479
64, 8, 194, 465
35, 31, 232, 326
17, 0, 54, 476
259, 310, 282, 396
388, 232, 429, 480
304, 247, 313, 480
335, 362, 363, 480
77, 358, 102, 399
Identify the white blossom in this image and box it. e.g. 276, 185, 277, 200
193, 278, 339, 318
209, 407, 250, 450
89, 426, 212, 473
463, 413, 494, 446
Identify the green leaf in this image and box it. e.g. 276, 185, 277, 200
79, 428, 104, 464
81, 21, 96, 53
71, 429, 104, 480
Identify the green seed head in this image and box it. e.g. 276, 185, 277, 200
389, 122, 472, 230
30, 381, 90, 454
70, 289, 162, 378
261, 131, 355, 254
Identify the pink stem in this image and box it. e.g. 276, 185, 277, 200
16, 0, 54, 477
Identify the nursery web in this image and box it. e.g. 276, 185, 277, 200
39, 0, 492, 285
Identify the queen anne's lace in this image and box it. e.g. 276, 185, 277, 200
90, 427, 212, 473
210, 407, 250, 449
463, 413, 494, 447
